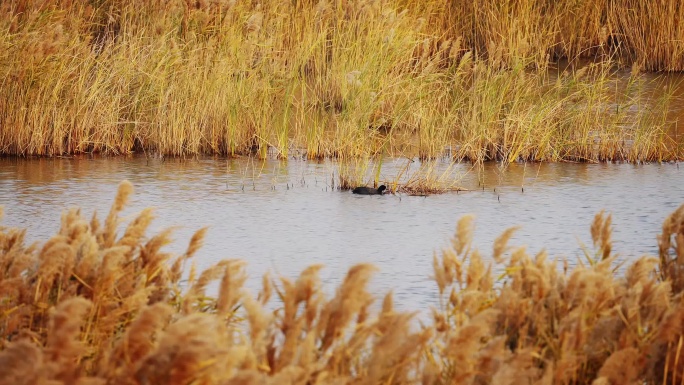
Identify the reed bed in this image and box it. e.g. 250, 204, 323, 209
0, 0, 682, 162
3, 180, 684, 384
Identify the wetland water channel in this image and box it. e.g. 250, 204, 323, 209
1, 156, 683, 312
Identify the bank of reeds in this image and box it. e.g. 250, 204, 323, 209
0, 0, 682, 162
3, 180, 684, 384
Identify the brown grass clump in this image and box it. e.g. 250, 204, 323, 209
2, 181, 684, 384
392, 160, 469, 196
337, 158, 470, 196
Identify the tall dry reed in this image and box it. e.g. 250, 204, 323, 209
0, 0, 681, 163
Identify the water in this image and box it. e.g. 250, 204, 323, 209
1, 156, 683, 312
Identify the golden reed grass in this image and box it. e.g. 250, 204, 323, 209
2, 181, 684, 384
0, 0, 682, 162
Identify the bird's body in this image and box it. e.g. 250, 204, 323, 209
352, 185, 387, 195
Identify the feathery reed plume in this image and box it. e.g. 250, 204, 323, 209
103, 181, 134, 248
318, 263, 377, 352
365, 312, 430, 384
591, 210, 613, 261
184, 227, 208, 260
0, 340, 44, 385
259, 271, 272, 305
454, 213, 475, 257
444, 309, 500, 381
216, 260, 248, 316
170, 227, 208, 285
595, 347, 641, 384
182, 259, 232, 314
118, 208, 155, 249
135, 313, 228, 385
45, 297, 91, 383
106, 302, 174, 378
493, 226, 520, 263
241, 293, 272, 357
658, 203, 684, 292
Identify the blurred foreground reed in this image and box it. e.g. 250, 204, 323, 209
2, 180, 684, 384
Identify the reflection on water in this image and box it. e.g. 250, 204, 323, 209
1, 156, 683, 312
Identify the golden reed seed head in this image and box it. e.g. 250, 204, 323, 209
114, 180, 134, 213
184, 226, 208, 260
455, 214, 475, 256
493, 225, 520, 263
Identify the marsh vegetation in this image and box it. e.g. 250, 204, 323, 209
1, 0, 683, 163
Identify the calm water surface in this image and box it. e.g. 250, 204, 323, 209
1, 157, 683, 312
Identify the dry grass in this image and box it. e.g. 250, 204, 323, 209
608, 0, 684, 72
2, 181, 684, 384
335, 158, 470, 196
389, 159, 469, 196
0, 0, 682, 162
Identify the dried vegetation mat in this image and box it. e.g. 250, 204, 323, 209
1, 180, 684, 384
337, 159, 470, 196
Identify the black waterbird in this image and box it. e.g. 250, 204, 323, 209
352, 185, 387, 195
